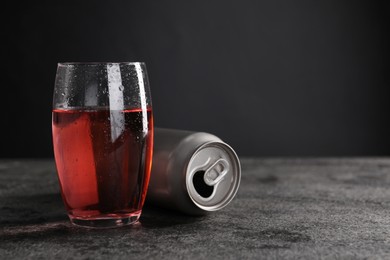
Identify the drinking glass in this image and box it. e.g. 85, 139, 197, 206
52, 62, 153, 228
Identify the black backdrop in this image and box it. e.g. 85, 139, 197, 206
2, 0, 389, 157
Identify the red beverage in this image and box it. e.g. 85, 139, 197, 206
52, 108, 153, 221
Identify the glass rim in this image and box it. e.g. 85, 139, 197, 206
58, 62, 145, 66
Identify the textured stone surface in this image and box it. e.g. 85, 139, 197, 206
1, 158, 390, 259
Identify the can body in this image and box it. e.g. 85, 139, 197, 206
146, 128, 241, 215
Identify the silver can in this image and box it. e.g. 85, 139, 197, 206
146, 128, 241, 215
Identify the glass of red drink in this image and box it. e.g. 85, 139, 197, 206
52, 62, 153, 228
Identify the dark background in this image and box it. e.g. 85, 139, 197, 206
2, 0, 389, 157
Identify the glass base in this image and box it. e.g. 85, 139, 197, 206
69, 211, 141, 228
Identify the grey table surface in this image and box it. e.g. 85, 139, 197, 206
1, 158, 390, 259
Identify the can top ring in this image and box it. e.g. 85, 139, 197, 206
186, 141, 241, 211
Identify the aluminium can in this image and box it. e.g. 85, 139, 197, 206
146, 128, 241, 215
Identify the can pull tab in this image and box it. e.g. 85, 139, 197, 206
204, 159, 230, 186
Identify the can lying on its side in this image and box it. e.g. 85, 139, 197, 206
146, 128, 241, 215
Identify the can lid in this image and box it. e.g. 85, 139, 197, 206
186, 141, 241, 211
